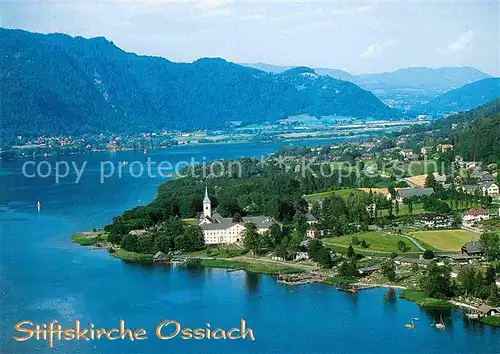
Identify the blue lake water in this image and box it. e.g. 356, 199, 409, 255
1, 141, 499, 353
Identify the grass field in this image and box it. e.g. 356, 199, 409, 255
410, 229, 479, 251
399, 289, 452, 309
304, 188, 365, 201
379, 202, 426, 217
199, 258, 305, 274
323, 231, 420, 254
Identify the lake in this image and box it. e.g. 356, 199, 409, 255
1, 141, 499, 353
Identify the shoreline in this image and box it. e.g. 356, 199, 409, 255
4, 133, 368, 160
70, 232, 500, 328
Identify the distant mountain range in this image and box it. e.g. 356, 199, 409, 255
417, 78, 500, 114
0, 28, 395, 140
241, 63, 492, 110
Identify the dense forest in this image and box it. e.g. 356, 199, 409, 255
454, 112, 500, 163
0, 28, 395, 143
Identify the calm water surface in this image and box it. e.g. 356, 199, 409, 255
1, 141, 499, 353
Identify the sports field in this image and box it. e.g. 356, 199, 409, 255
323, 231, 420, 254
304, 188, 365, 201
410, 229, 479, 251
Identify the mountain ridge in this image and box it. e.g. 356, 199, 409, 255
241, 63, 491, 110
418, 78, 500, 115
0, 28, 396, 140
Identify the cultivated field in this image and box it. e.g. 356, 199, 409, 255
410, 229, 479, 251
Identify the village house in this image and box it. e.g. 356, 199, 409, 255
399, 149, 414, 158
473, 171, 495, 183
477, 305, 500, 317
481, 182, 499, 197
435, 253, 482, 264
358, 264, 380, 275
198, 187, 275, 245
394, 257, 432, 268
420, 146, 433, 156
462, 207, 490, 226
461, 241, 484, 256
295, 252, 309, 261
386, 187, 434, 203
405, 154, 420, 162
436, 144, 454, 153
432, 172, 447, 185
460, 184, 482, 195
418, 213, 452, 228
306, 212, 319, 239
359, 142, 376, 150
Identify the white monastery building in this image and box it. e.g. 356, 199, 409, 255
198, 187, 275, 245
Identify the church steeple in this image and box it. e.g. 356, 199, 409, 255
203, 186, 211, 217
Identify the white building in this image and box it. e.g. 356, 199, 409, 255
462, 207, 490, 226
481, 182, 499, 197
199, 188, 275, 245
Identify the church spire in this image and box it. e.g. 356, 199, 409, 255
203, 186, 211, 203
203, 186, 211, 217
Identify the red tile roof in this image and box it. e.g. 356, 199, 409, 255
465, 208, 488, 216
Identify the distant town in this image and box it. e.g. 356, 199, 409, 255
1, 115, 429, 160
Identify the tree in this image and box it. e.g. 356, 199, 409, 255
137, 233, 155, 254
307, 239, 324, 260
424, 173, 437, 188
423, 249, 435, 259
485, 266, 497, 285
293, 211, 308, 239
407, 199, 413, 217
360, 239, 368, 248
480, 232, 500, 261
267, 223, 283, 248
351, 234, 360, 246
380, 258, 396, 282
347, 245, 355, 259
275, 236, 289, 260
121, 234, 138, 252
489, 284, 500, 306
420, 262, 453, 299
394, 200, 400, 216
457, 266, 476, 297
397, 240, 408, 252
175, 225, 204, 252
315, 248, 333, 269
338, 259, 358, 278
243, 222, 261, 257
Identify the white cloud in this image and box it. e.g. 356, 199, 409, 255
360, 39, 396, 58
445, 30, 474, 52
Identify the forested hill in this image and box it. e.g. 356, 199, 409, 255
453, 106, 500, 163
418, 78, 500, 114
0, 28, 395, 140
400, 99, 500, 163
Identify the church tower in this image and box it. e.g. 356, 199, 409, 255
203, 186, 211, 217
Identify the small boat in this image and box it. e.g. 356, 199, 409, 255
405, 317, 418, 329
435, 314, 446, 329
36, 200, 41, 212
466, 312, 479, 319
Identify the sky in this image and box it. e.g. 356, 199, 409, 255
2, 0, 499, 75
